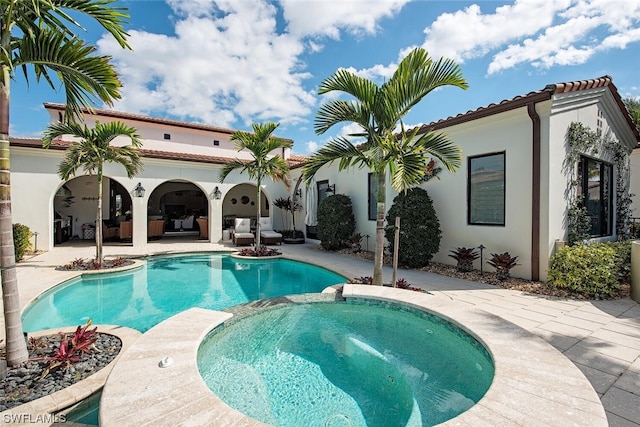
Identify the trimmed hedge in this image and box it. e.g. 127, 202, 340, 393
13, 223, 32, 261
384, 187, 441, 268
317, 194, 355, 250
548, 241, 630, 298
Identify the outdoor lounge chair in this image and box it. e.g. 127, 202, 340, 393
232, 218, 255, 246
259, 217, 282, 245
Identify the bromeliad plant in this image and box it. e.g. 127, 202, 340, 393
487, 252, 519, 281
238, 245, 282, 257
448, 247, 480, 272
38, 319, 98, 379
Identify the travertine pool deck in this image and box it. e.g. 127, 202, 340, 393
2, 239, 640, 425
99, 286, 606, 426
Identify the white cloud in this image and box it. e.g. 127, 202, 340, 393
305, 140, 319, 153
281, 0, 410, 38
420, 0, 640, 74
98, 0, 315, 127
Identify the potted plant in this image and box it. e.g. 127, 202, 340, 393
487, 252, 519, 281
448, 247, 479, 272
273, 197, 305, 243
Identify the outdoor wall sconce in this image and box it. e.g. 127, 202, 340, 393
326, 184, 336, 194
294, 188, 302, 197
212, 186, 222, 200
133, 182, 145, 198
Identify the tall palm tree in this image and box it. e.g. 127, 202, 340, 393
302, 47, 467, 286
43, 120, 142, 262
220, 122, 292, 247
1, 0, 130, 366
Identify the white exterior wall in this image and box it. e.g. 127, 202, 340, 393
427, 109, 534, 279
10, 148, 290, 252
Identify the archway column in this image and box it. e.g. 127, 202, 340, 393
211, 198, 222, 242
132, 189, 147, 250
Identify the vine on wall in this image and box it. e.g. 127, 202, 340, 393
565, 122, 633, 244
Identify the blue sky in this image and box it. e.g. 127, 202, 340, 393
9, 0, 640, 154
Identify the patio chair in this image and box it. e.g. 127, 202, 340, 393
259, 217, 282, 245
232, 218, 254, 246
119, 220, 133, 241
102, 221, 119, 241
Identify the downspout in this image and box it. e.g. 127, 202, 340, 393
527, 102, 541, 281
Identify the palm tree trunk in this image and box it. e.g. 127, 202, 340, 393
0, 69, 29, 365
255, 179, 262, 248
372, 172, 386, 286
95, 169, 103, 263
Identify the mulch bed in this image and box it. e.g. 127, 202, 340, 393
334, 248, 630, 300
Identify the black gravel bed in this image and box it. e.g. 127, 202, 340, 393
1, 333, 121, 411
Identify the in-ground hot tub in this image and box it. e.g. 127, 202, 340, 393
197, 301, 494, 427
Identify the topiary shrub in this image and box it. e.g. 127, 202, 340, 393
384, 187, 441, 268
317, 194, 355, 250
13, 223, 32, 261
548, 243, 621, 298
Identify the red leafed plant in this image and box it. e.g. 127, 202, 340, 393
238, 245, 282, 257
348, 276, 373, 285
38, 319, 98, 378
487, 252, 519, 281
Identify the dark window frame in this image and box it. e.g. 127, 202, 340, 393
577, 155, 613, 237
467, 152, 506, 226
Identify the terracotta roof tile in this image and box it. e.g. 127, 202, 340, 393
43, 103, 294, 144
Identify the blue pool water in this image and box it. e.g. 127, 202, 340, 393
22, 253, 346, 333
198, 301, 494, 427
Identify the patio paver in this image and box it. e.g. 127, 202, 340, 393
1, 239, 639, 425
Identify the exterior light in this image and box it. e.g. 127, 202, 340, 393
133, 182, 145, 198
212, 186, 222, 200
326, 184, 336, 194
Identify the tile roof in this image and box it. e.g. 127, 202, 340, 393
43, 102, 294, 144
9, 137, 306, 168
421, 75, 640, 142
20, 76, 637, 170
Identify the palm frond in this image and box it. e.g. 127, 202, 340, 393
43, 119, 142, 180
219, 159, 248, 183
15, 28, 122, 121
302, 136, 368, 183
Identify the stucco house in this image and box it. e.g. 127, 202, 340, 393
294, 76, 639, 281
10, 103, 305, 252
8, 75, 639, 281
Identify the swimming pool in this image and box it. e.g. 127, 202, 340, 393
198, 301, 494, 427
22, 253, 346, 333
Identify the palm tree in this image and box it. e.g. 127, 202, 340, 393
43, 120, 142, 262
1, 0, 130, 366
302, 47, 467, 286
220, 122, 292, 247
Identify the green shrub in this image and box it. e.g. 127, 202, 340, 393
605, 240, 631, 284
548, 243, 621, 298
13, 223, 32, 261
384, 187, 441, 268
317, 194, 355, 250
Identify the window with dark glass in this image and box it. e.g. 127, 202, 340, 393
577, 156, 613, 237
368, 173, 378, 221
468, 152, 505, 225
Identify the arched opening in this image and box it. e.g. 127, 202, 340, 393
147, 180, 209, 241
221, 183, 270, 236
53, 176, 133, 245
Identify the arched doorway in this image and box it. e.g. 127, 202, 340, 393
221, 183, 270, 233
52, 176, 133, 245
147, 180, 209, 240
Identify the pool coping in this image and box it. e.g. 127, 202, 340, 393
98, 284, 607, 426
1, 325, 141, 421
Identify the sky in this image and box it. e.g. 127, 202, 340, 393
9, 0, 640, 155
